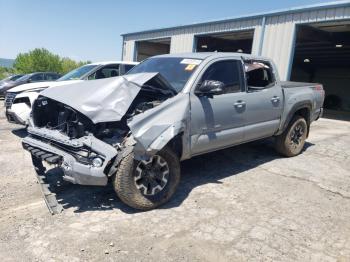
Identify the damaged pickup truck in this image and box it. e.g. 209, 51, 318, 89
22, 53, 325, 211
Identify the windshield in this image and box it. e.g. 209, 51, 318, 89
15, 74, 31, 82
10, 75, 23, 81
127, 57, 202, 92
58, 64, 98, 81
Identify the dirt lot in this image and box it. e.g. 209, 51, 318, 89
0, 101, 350, 262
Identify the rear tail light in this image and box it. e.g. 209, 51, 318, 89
314, 84, 325, 96
314, 84, 323, 91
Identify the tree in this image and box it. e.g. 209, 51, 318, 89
60, 57, 90, 74
0, 66, 15, 80
13, 48, 62, 73
12, 48, 90, 75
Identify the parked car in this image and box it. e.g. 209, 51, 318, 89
0, 74, 24, 97
5, 72, 60, 91
22, 52, 324, 212
0, 74, 24, 85
5, 61, 138, 125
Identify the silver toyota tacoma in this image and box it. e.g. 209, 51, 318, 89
22, 52, 325, 211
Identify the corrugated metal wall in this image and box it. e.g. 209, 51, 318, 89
123, 40, 135, 61
122, 5, 350, 80
123, 17, 262, 59
262, 14, 296, 80
262, 5, 350, 80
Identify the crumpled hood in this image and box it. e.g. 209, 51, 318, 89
40, 73, 161, 124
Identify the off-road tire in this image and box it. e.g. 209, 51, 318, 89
275, 116, 308, 157
113, 146, 180, 210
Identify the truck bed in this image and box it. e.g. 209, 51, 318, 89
281, 81, 318, 89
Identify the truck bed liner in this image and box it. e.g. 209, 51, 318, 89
281, 81, 317, 88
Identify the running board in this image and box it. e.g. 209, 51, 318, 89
32, 156, 63, 215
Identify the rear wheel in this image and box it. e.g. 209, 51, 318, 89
113, 146, 180, 210
275, 116, 308, 157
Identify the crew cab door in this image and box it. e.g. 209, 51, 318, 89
189, 58, 247, 155
242, 59, 283, 141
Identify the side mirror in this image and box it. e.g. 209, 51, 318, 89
195, 80, 224, 96
27, 79, 32, 83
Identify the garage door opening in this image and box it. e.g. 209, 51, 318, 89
135, 38, 171, 62
195, 30, 254, 53
290, 21, 350, 120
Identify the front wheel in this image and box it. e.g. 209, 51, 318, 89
275, 116, 308, 157
113, 146, 180, 210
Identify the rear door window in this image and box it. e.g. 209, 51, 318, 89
244, 60, 275, 89
45, 73, 59, 81
30, 73, 44, 81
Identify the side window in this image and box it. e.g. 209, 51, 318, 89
30, 73, 44, 81
245, 60, 275, 89
200, 60, 243, 94
88, 64, 120, 80
45, 73, 59, 81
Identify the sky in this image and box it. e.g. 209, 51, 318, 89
0, 0, 339, 62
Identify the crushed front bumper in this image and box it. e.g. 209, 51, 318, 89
22, 127, 118, 186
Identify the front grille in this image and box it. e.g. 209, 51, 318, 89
4, 92, 17, 108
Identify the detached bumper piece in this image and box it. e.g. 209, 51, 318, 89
32, 156, 63, 215
22, 142, 62, 164
22, 142, 63, 214
21, 127, 119, 214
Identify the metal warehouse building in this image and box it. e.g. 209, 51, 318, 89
122, 1, 350, 118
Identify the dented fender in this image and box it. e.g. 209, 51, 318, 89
127, 93, 190, 160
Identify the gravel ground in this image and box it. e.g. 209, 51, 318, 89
0, 101, 350, 262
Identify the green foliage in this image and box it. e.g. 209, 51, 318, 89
60, 57, 90, 74
0, 66, 15, 80
13, 48, 89, 75
13, 48, 62, 73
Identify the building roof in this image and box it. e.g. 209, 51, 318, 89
153, 52, 270, 61
89, 61, 138, 65
153, 52, 214, 59
122, 0, 350, 37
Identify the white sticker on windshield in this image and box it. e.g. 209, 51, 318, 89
180, 59, 202, 65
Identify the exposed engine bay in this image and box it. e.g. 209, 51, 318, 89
31, 73, 176, 145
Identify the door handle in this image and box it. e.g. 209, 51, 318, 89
234, 101, 246, 108
271, 96, 280, 103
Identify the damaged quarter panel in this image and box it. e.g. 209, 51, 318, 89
127, 93, 190, 160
